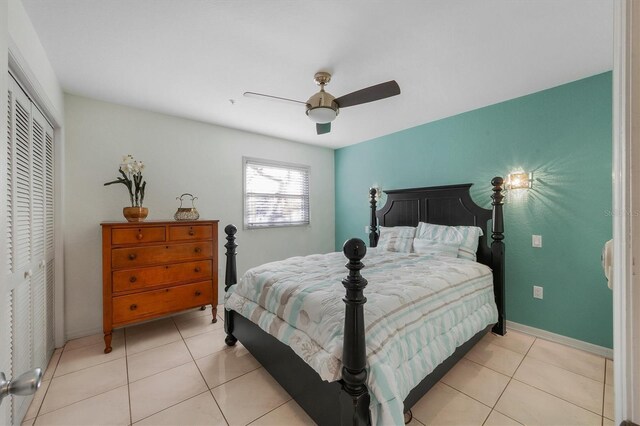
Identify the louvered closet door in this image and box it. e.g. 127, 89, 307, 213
4, 75, 56, 425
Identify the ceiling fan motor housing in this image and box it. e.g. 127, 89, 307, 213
306, 90, 339, 123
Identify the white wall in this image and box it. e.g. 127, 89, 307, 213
64, 94, 335, 339
7, 0, 63, 121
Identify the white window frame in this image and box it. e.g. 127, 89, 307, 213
243, 157, 310, 229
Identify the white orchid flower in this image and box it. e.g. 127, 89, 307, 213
107, 155, 146, 207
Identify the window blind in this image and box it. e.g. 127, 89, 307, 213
244, 158, 310, 228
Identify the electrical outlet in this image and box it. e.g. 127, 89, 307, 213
533, 285, 543, 299
532, 235, 542, 248
365, 226, 370, 233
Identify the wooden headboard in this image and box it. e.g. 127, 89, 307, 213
368, 178, 506, 335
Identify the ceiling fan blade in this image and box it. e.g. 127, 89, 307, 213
316, 122, 331, 135
243, 91, 308, 105
334, 80, 400, 108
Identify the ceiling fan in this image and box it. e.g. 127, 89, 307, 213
244, 72, 401, 135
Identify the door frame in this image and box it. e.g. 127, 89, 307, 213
613, 0, 639, 423
0, 1, 10, 423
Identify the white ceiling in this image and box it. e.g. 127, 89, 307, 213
22, 0, 613, 149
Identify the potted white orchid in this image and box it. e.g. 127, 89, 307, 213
104, 155, 148, 222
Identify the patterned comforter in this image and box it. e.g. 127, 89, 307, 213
225, 248, 498, 425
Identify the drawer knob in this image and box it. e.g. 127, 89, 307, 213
194, 247, 201, 254
130, 304, 138, 311
136, 233, 144, 240
188, 229, 195, 236
129, 276, 137, 283
195, 290, 202, 296
194, 267, 201, 273
128, 253, 137, 260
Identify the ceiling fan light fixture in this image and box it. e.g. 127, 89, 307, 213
244, 71, 400, 135
306, 106, 338, 123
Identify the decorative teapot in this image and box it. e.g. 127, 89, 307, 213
174, 193, 200, 221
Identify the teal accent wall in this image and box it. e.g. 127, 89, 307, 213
335, 72, 613, 348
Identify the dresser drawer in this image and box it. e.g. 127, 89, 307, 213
112, 227, 166, 245
112, 242, 213, 269
168, 225, 212, 241
112, 280, 213, 324
112, 260, 212, 293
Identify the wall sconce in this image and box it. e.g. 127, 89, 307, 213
506, 172, 532, 190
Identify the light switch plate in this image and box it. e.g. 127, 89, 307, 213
533, 285, 544, 299
532, 235, 542, 248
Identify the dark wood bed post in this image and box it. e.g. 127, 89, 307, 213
339, 239, 371, 426
490, 177, 506, 336
224, 224, 238, 346
369, 188, 379, 248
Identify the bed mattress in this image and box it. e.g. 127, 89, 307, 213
225, 248, 498, 425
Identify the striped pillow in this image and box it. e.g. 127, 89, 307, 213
415, 222, 483, 261
377, 226, 416, 253
412, 239, 460, 257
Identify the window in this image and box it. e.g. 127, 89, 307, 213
243, 157, 310, 228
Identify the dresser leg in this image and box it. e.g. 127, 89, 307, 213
200, 305, 206, 311
211, 305, 218, 323
104, 332, 113, 354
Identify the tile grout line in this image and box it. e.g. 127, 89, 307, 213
131, 389, 215, 425
62, 331, 125, 354
462, 356, 514, 379
509, 377, 604, 417
179, 314, 232, 425
125, 328, 133, 426
32, 384, 130, 421
175, 315, 231, 426
473, 336, 608, 386
436, 367, 506, 409
207, 389, 230, 426
127, 317, 208, 424
30, 310, 216, 425
438, 381, 494, 412
484, 336, 537, 425
501, 331, 609, 418
245, 398, 294, 425
33, 340, 129, 419
181, 310, 292, 424
209, 365, 263, 392
49, 351, 128, 380
524, 338, 607, 382
510, 331, 606, 418
30, 347, 63, 423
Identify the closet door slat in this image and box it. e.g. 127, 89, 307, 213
4, 75, 56, 425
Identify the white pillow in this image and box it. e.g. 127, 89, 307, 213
412, 239, 459, 258
377, 226, 416, 253
415, 222, 483, 261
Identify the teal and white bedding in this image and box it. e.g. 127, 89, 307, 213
225, 248, 498, 425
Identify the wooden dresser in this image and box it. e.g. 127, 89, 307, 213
101, 220, 218, 353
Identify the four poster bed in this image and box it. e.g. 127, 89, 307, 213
222, 178, 506, 425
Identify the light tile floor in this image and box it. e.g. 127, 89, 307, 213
24, 306, 615, 425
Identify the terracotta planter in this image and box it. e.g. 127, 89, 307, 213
123, 206, 148, 222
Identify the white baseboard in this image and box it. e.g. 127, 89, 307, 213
507, 321, 613, 359
64, 326, 103, 342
